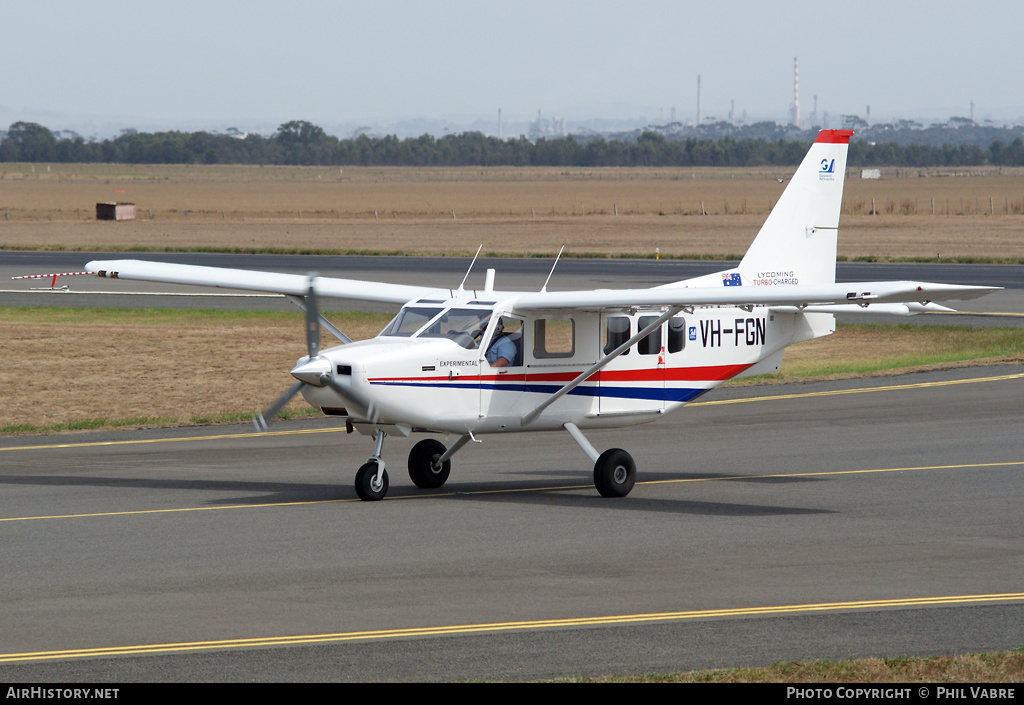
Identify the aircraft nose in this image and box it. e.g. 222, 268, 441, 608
290, 356, 332, 386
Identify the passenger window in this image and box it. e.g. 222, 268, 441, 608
533, 318, 575, 359
637, 315, 662, 355
603, 316, 631, 355
668, 317, 686, 353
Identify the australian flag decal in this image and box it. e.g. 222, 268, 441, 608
722, 272, 742, 286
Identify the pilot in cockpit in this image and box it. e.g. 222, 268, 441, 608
482, 317, 517, 368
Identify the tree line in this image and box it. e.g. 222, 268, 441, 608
3, 119, 1024, 168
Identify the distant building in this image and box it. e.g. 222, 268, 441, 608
528, 110, 566, 140
96, 202, 136, 221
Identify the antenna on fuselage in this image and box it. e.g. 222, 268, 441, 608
457, 244, 484, 291
540, 245, 565, 292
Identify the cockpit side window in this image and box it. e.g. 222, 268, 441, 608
482, 315, 524, 366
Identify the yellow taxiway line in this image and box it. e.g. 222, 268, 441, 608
0, 426, 345, 454
2, 592, 1022, 663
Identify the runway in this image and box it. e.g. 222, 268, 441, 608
0, 365, 1021, 681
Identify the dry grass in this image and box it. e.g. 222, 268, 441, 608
2, 164, 1024, 259
0, 309, 390, 432
2, 310, 1020, 434
560, 649, 1024, 682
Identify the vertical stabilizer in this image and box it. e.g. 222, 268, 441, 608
738, 129, 852, 286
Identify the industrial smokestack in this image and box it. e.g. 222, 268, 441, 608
697, 75, 702, 125
793, 57, 800, 128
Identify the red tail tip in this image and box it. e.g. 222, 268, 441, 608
814, 129, 855, 144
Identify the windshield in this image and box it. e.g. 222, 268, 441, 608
379, 307, 492, 350
379, 307, 443, 337
418, 308, 491, 350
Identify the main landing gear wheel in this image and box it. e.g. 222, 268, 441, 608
593, 448, 636, 498
355, 461, 389, 501
408, 439, 451, 489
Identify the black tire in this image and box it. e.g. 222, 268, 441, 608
593, 448, 636, 498
408, 439, 451, 489
355, 461, 389, 501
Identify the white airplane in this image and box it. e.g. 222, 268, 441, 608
75, 130, 997, 501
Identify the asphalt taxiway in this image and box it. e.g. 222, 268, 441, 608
0, 365, 1021, 681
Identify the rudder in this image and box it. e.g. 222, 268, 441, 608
737, 129, 853, 287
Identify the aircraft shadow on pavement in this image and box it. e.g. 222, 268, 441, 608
382, 473, 837, 517
0, 468, 835, 515
0, 474, 345, 506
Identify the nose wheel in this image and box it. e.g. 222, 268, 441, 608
354, 429, 389, 501
355, 460, 389, 501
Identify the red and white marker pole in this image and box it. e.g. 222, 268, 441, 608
11, 271, 95, 289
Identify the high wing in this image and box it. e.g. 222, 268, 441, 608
85, 259, 445, 305
86, 258, 998, 315
508, 280, 998, 312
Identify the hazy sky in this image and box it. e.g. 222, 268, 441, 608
3, 0, 1022, 133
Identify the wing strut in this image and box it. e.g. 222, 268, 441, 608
520, 307, 682, 427
286, 294, 353, 345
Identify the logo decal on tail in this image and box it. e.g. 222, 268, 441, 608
722, 273, 742, 286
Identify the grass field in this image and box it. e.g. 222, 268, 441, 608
2, 163, 1023, 260
561, 649, 1024, 682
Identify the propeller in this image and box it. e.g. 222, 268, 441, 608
252, 274, 380, 431
253, 275, 332, 432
